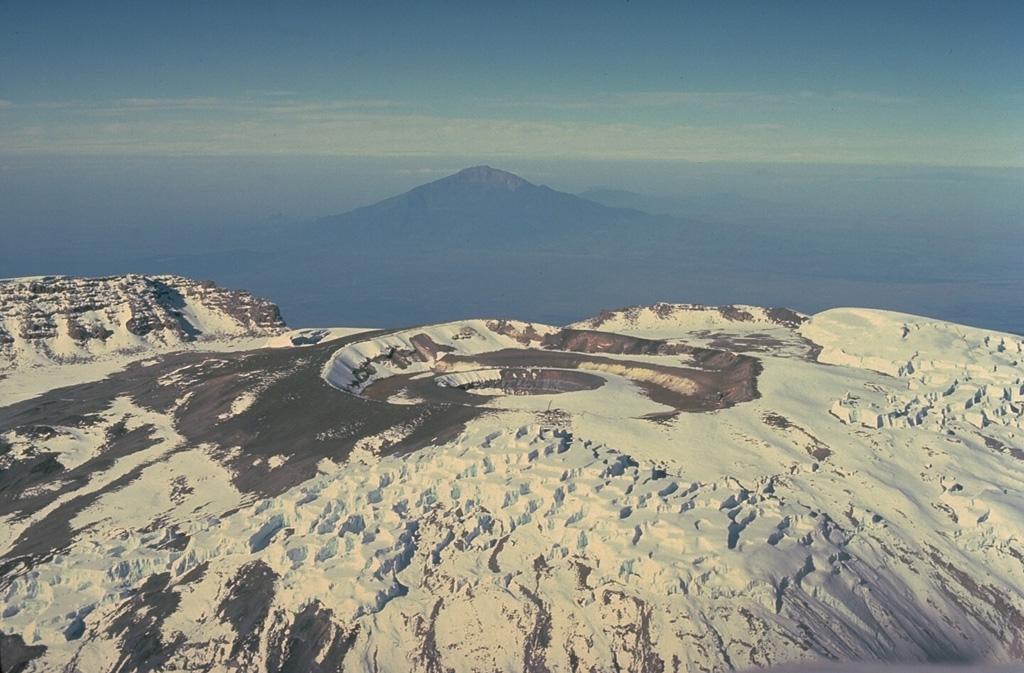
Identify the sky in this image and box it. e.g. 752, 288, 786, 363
1, 1, 1022, 332
1, 1, 1022, 166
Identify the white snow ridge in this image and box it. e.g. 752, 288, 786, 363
2, 283, 1024, 673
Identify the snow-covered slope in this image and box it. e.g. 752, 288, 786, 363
802, 308, 1024, 432
2, 293, 1023, 673
571, 302, 818, 357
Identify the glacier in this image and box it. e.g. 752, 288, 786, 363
1, 280, 1023, 672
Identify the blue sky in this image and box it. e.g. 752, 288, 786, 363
1, 2, 1022, 332
2, 1, 1021, 165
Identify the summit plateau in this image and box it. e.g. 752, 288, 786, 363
1, 275, 1023, 672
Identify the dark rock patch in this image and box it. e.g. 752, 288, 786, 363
103, 572, 186, 673
984, 435, 1024, 462
165, 337, 482, 498
718, 306, 755, 322
442, 368, 605, 396
218, 560, 279, 662
765, 307, 808, 328
0, 451, 65, 517
266, 601, 358, 673
0, 632, 47, 673
520, 585, 553, 673
763, 413, 832, 461
411, 598, 446, 673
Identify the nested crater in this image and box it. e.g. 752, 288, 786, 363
326, 322, 761, 414
435, 368, 605, 395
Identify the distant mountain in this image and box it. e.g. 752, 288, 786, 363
579, 187, 788, 220
272, 167, 703, 325
347, 165, 644, 217
317, 166, 653, 244
349, 165, 532, 215
39, 166, 1016, 335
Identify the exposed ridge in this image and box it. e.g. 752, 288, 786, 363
0, 274, 286, 370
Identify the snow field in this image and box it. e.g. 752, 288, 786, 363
803, 309, 1024, 436
4, 302, 1024, 671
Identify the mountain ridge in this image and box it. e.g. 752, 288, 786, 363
578, 186, 787, 219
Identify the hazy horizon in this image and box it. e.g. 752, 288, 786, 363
3, 159, 1022, 335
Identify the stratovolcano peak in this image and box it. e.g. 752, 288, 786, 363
446, 165, 529, 191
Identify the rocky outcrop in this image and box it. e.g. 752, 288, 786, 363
580, 302, 808, 331
0, 274, 285, 368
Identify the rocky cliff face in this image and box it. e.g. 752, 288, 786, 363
0, 275, 285, 369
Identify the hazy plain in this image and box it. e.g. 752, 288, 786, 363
3, 156, 1021, 334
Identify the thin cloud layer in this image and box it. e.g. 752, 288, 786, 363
1, 93, 1020, 166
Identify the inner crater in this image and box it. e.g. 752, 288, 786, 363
434, 368, 605, 395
